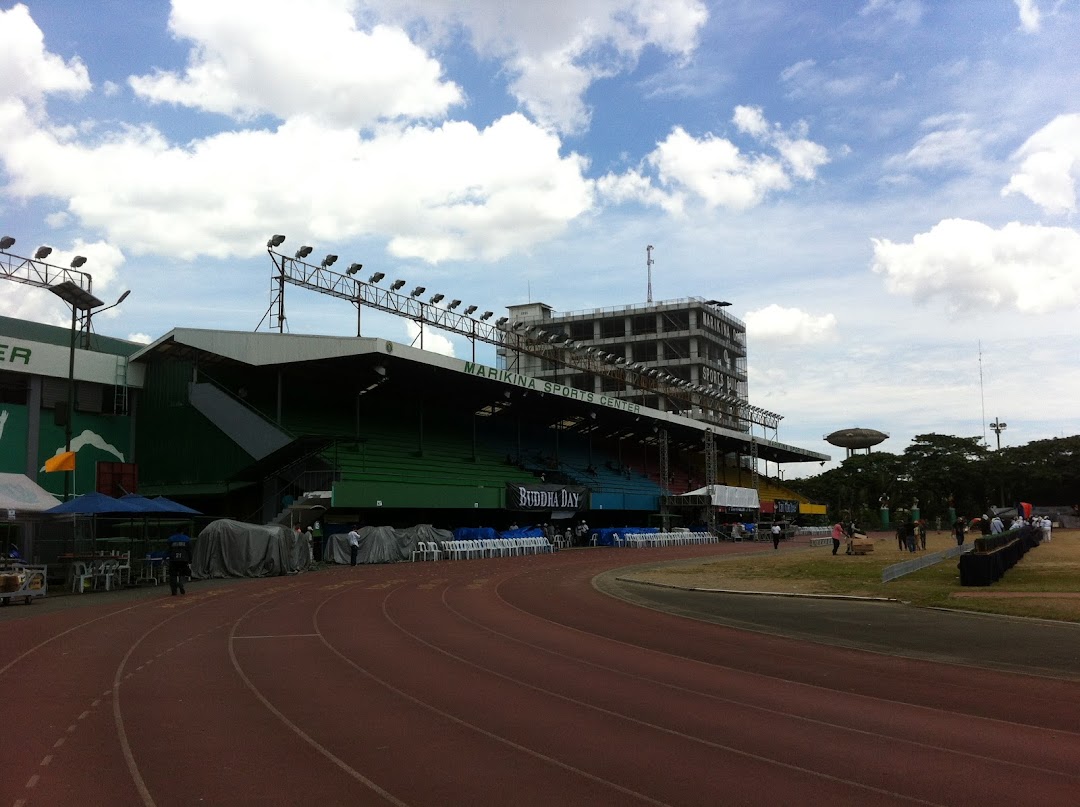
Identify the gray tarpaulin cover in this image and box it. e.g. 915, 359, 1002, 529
323, 524, 453, 564
191, 519, 310, 579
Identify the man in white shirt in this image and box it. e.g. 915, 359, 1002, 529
348, 526, 361, 566
1040, 516, 1052, 542
771, 523, 782, 550
990, 515, 1004, 534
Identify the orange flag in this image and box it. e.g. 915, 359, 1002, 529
44, 451, 76, 472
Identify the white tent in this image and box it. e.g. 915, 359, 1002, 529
0, 473, 62, 514
684, 485, 760, 510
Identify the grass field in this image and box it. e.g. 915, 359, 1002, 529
622, 528, 1080, 622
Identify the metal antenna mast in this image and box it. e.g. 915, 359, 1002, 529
978, 340, 987, 446
646, 244, 654, 304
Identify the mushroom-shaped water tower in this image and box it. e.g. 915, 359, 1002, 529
824, 427, 889, 458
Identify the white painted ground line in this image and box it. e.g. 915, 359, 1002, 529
616, 578, 898, 602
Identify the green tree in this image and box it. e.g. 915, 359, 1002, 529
902, 434, 989, 519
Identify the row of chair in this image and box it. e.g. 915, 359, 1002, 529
616, 532, 717, 548
70, 553, 132, 593
411, 538, 556, 561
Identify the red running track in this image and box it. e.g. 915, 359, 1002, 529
2, 544, 1079, 806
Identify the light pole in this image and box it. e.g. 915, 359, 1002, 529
990, 417, 1007, 451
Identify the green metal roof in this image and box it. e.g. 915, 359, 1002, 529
0, 315, 143, 357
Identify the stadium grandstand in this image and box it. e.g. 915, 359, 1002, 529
0, 235, 828, 566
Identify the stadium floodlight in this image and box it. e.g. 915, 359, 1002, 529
35, 246, 52, 260
390, 279, 406, 291
495, 316, 508, 326
321, 254, 338, 268
447, 299, 461, 310
0, 236, 15, 250
295, 246, 313, 259
70, 255, 87, 269
267, 234, 285, 248
346, 263, 362, 275
410, 286, 426, 297
546, 333, 560, 343
430, 293, 445, 304
464, 305, 478, 315
512, 321, 526, 330
480, 311, 493, 320
369, 271, 384, 283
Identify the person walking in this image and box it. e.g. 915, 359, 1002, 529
917, 520, 927, 551
771, 522, 782, 550
953, 516, 966, 546
348, 525, 361, 566
831, 521, 844, 555
167, 530, 192, 596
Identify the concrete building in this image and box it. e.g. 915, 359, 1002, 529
497, 298, 748, 431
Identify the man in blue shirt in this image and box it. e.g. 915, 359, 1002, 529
167, 532, 192, 595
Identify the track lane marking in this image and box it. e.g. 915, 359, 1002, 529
440, 581, 1080, 782
380, 585, 944, 807
227, 594, 409, 807
497, 562, 1080, 737
312, 585, 673, 807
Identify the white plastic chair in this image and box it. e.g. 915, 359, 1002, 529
411, 542, 427, 561
71, 561, 93, 594
426, 541, 442, 560
93, 559, 120, 591
116, 551, 132, 586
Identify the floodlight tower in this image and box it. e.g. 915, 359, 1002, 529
990, 417, 1007, 451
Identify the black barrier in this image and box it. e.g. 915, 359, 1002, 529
958, 526, 1043, 586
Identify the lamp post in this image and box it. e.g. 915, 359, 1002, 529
989, 417, 1007, 451
49, 280, 104, 500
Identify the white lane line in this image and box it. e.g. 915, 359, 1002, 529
91, 699, 101, 708
25, 775, 38, 789
40, 755, 52, 767
232, 634, 320, 639
78, 710, 90, 720
52, 737, 65, 749
66, 724, 77, 733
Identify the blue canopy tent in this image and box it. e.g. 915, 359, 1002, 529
45, 492, 141, 515
150, 496, 202, 515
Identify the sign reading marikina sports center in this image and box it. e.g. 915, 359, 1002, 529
462, 363, 642, 414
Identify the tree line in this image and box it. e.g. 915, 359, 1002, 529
788, 434, 1080, 526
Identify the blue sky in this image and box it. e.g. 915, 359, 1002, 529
2, 0, 1078, 474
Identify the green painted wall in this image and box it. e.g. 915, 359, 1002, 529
333, 479, 505, 510
0, 404, 28, 473
36, 410, 131, 497
135, 360, 254, 490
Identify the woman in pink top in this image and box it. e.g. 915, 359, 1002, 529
831, 522, 845, 555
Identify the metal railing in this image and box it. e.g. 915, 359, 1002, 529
882, 543, 972, 583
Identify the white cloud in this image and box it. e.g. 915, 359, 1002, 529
860, 0, 923, 25
1014, 0, 1042, 32
648, 126, 790, 211
0, 3, 90, 112
363, 0, 708, 134
0, 97, 592, 262
733, 106, 829, 180
1001, 113, 1080, 214
597, 109, 828, 212
404, 320, 455, 357
871, 218, 1080, 314
128, 0, 462, 128
885, 126, 984, 171
778, 58, 872, 100
0, 7, 594, 264
128, 333, 153, 345
744, 304, 837, 345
